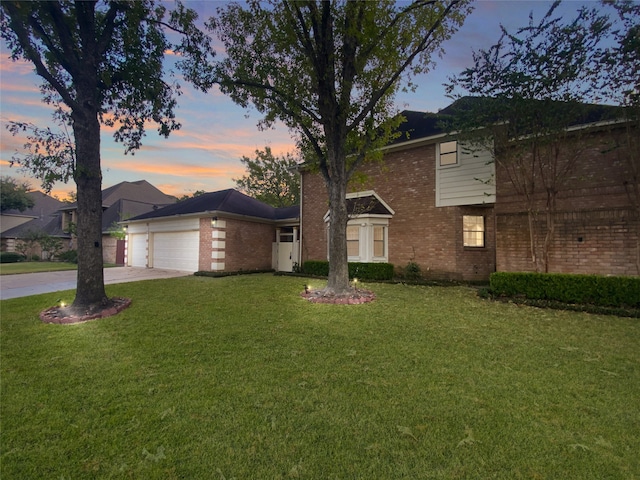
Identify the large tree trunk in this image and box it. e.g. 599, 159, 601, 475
326, 177, 351, 295
71, 102, 108, 309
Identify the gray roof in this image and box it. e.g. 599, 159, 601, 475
2, 191, 70, 239
128, 189, 300, 222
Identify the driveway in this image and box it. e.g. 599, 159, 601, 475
0, 267, 191, 300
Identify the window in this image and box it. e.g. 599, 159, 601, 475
347, 225, 360, 257
439, 140, 458, 166
463, 215, 485, 247
373, 225, 385, 257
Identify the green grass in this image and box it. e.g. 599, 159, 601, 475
1, 274, 638, 479
0, 262, 78, 275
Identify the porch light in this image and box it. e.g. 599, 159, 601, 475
211, 217, 218, 227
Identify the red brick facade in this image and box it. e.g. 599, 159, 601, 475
301, 143, 496, 281
199, 217, 276, 272
301, 123, 639, 280
495, 125, 638, 276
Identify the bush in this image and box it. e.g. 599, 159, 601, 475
57, 250, 78, 264
403, 261, 422, 281
490, 272, 640, 308
0, 252, 25, 263
302, 261, 394, 281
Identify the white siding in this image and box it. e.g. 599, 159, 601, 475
436, 142, 496, 207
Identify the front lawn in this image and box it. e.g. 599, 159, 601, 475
1, 275, 638, 479
0, 261, 78, 275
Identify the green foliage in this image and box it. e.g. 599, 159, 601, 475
0, 252, 25, 263
0, 176, 34, 212
303, 260, 393, 281
234, 147, 300, 207
38, 235, 63, 261
57, 249, 78, 264
403, 261, 422, 281
490, 272, 640, 308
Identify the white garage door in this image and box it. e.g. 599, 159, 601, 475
152, 231, 199, 272
129, 234, 147, 268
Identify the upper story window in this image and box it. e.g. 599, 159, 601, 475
463, 215, 485, 247
439, 140, 458, 166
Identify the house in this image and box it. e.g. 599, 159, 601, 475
1, 191, 71, 257
60, 180, 176, 264
299, 100, 639, 280
122, 189, 300, 273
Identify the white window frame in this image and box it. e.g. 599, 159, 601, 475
463, 215, 485, 248
324, 191, 393, 263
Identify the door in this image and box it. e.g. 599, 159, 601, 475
129, 234, 147, 268
152, 231, 199, 272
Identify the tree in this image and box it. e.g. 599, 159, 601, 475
210, 0, 471, 294
176, 190, 206, 202
445, 1, 615, 272
1, 1, 214, 312
0, 176, 34, 212
234, 147, 300, 208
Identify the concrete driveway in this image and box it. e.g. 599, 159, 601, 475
0, 267, 192, 300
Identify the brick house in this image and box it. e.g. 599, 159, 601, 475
122, 189, 300, 273
299, 103, 639, 281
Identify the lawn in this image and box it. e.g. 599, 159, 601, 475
1, 274, 638, 479
0, 262, 78, 275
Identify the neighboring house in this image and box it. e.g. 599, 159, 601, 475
300, 100, 639, 280
1, 191, 71, 257
60, 180, 176, 264
122, 189, 300, 273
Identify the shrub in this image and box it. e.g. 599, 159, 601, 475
403, 261, 422, 281
490, 272, 640, 308
302, 261, 394, 281
0, 252, 25, 263
57, 250, 78, 264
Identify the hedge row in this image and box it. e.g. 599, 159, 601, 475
490, 272, 640, 308
0, 252, 25, 263
302, 260, 394, 281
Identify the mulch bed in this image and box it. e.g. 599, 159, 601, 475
40, 297, 132, 324
300, 288, 376, 304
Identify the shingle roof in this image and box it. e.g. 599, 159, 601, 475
127, 189, 300, 222
2, 191, 64, 218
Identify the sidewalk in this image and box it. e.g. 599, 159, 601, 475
0, 267, 191, 300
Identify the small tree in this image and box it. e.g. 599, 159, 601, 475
39, 234, 63, 261
0, 176, 34, 212
446, 2, 613, 272
234, 147, 300, 208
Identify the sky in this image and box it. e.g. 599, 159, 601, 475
0, 0, 598, 199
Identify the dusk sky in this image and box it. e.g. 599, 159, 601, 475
0, 1, 597, 199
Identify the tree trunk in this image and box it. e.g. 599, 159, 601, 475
326, 177, 351, 295
71, 103, 107, 309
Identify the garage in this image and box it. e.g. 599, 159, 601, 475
151, 231, 199, 272
129, 234, 148, 268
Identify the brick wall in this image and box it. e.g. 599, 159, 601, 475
495, 125, 639, 276
224, 218, 275, 272
199, 217, 276, 272
301, 143, 496, 281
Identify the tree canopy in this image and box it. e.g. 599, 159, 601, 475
209, 0, 471, 294
234, 147, 300, 208
0, 176, 34, 212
